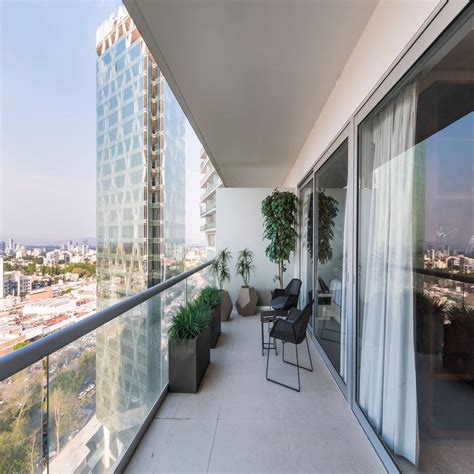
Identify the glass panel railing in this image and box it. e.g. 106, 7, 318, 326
48, 332, 97, 473
0, 362, 44, 473
186, 265, 212, 304
0, 262, 212, 473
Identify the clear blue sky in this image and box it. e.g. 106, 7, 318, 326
0, 0, 203, 245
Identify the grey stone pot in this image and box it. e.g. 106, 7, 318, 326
210, 304, 221, 348
220, 290, 233, 321
235, 286, 258, 316
169, 330, 210, 393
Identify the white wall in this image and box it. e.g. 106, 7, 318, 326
284, 0, 443, 187
216, 188, 295, 305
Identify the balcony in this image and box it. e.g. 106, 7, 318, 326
200, 181, 221, 202
200, 200, 216, 218
200, 220, 216, 232
126, 313, 383, 473
0, 261, 384, 474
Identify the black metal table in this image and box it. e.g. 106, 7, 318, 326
260, 310, 278, 356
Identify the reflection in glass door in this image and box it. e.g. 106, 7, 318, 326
314, 140, 348, 382
300, 180, 314, 328
357, 10, 473, 471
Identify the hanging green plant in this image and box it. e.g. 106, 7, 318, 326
318, 191, 338, 264
261, 189, 298, 288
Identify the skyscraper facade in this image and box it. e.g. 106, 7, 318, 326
95, 7, 185, 465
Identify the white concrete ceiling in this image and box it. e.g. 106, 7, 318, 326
124, 0, 378, 187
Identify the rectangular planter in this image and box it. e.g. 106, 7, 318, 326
210, 304, 221, 349
169, 330, 210, 393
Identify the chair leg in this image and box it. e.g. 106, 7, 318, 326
306, 337, 313, 372
266, 335, 301, 392
282, 336, 313, 372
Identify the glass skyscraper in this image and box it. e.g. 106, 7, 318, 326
95, 7, 185, 465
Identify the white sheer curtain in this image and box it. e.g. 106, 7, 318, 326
359, 82, 419, 464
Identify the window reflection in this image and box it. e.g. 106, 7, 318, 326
358, 14, 473, 471
314, 140, 348, 382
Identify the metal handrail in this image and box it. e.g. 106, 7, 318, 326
0, 260, 213, 381
413, 266, 474, 284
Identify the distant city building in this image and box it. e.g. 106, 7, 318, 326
0, 257, 4, 299
0, 241, 5, 253
22, 298, 76, 317
200, 150, 223, 254
8, 238, 14, 251
95, 6, 186, 465
96, 6, 186, 304
15, 274, 32, 296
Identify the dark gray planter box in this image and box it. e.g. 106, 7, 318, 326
210, 304, 221, 349
169, 330, 210, 393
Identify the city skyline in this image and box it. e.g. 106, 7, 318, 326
0, 0, 204, 244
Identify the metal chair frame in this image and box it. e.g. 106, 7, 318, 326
265, 303, 314, 392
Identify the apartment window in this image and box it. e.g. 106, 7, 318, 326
314, 140, 349, 383
357, 11, 473, 471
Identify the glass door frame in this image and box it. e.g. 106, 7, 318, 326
306, 122, 354, 400
298, 174, 315, 333
351, 6, 473, 473
296, 3, 469, 472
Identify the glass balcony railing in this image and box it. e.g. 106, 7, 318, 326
200, 200, 216, 217
200, 180, 221, 201
0, 261, 213, 474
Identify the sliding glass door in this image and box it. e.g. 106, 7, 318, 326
357, 10, 473, 471
313, 140, 349, 383
300, 179, 314, 327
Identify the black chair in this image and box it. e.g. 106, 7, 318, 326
270, 278, 302, 316
266, 301, 313, 392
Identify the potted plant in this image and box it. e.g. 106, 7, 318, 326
261, 189, 298, 288
443, 303, 474, 376
168, 300, 210, 393
235, 249, 258, 316
211, 248, 233, 321
415, 291, 445, 355
199, 286, 222, 348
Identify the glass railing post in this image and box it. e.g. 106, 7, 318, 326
42, 355, 49, 472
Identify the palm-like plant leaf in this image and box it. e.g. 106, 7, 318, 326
236, 249, 255, 287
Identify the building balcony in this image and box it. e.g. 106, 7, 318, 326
200, 167, 215, 187
200, 181, 221, 202
200, 221, 216, 232
200, 201, 216, 218
126, 313, 383, 473
0, 260, 383, 474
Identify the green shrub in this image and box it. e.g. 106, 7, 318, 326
445, 303, 474, 333
168, 300, 210, 340
198, 286, 221, 309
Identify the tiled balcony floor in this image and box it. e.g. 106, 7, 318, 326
126, 311, 385, 473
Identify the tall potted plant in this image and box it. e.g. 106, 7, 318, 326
168, 300, 210, 393
199, 286, 222, 348
261, 189, 298, 288
211, 248, 233, 321
235, 249, 257, 316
